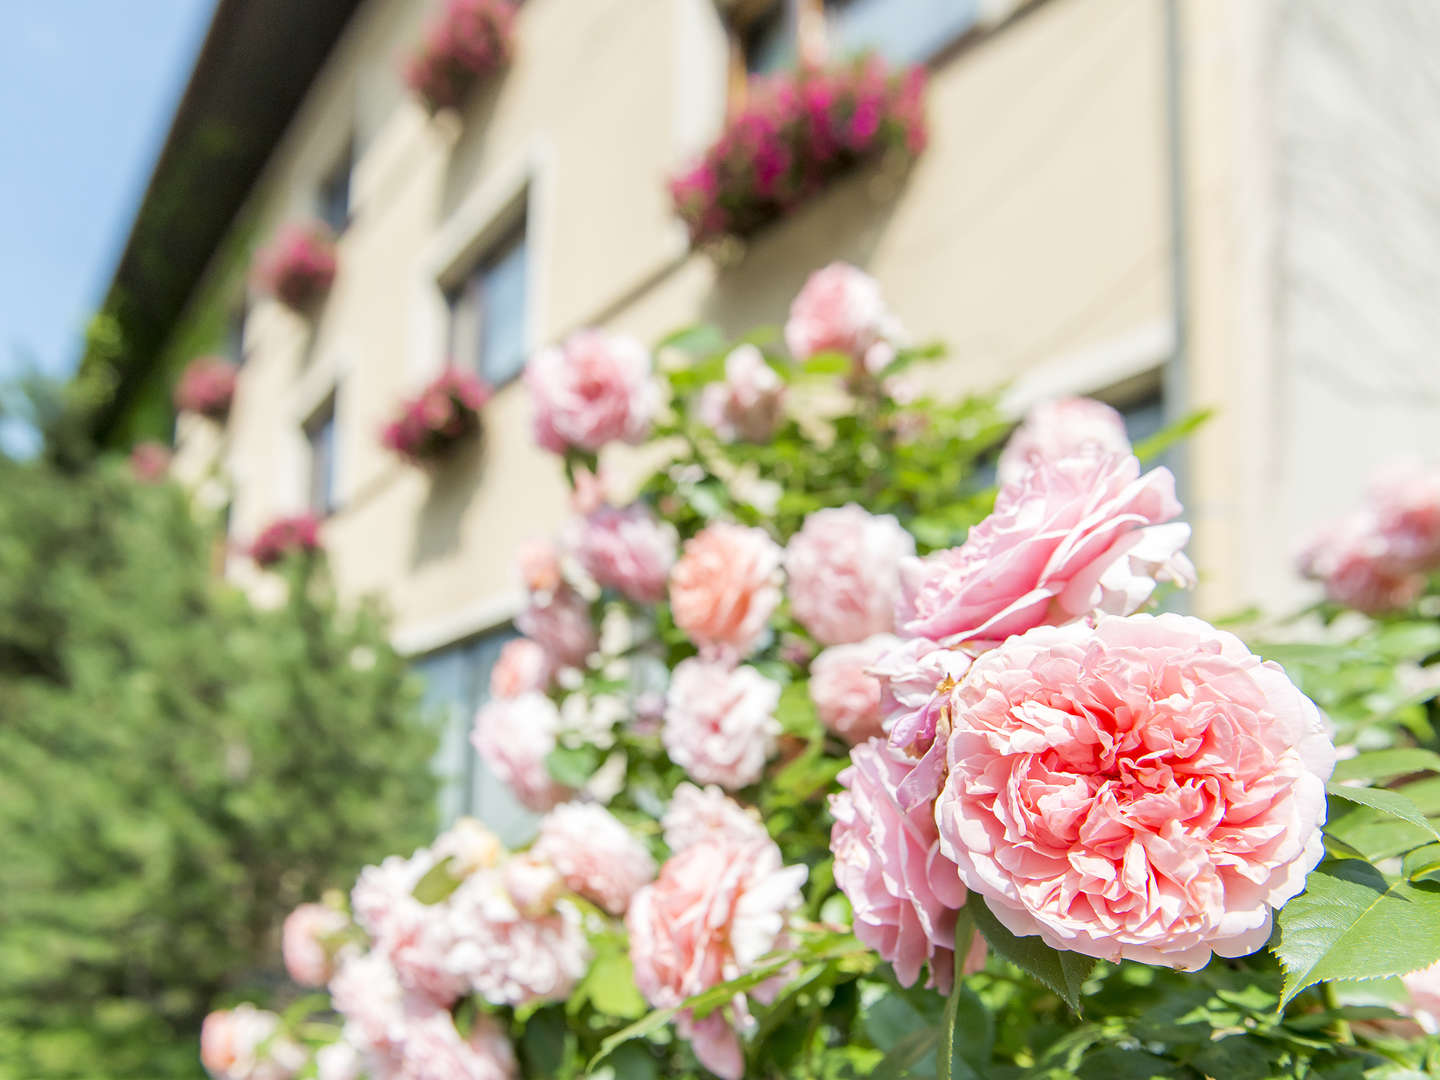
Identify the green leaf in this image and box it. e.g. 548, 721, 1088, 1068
969, 897, 1095, 1013
411, 856, 462, 904
546, 744, 601, 787
1325, 782, 1440, 846
1274, 858, 1440, 1005
575, 943, 648, 1020
1404, 843, 1440, 881
872, 1026, 940, 1080
1332, 748, 1440, 785
656, 323, 727, 358
799, 350, 853, 376
520, 1005, 573, 1079
1131, 407, 1213, 464
775, 679, 819, 739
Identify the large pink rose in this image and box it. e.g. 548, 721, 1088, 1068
515, 588, 595, 671
282, 902, 351, 987
627, 836, 807, 1080
784, 262, 898, 374
533, 802, 657, 915
525, 330, 658, 453
785, 505, 914, 646
1297, 513, 1425, 614
200, 1004, 305, 1080
1401, 959, 1440, 1034
934, 613, 1336, 969
572, 503, 677, 605
662, 782, 770, 852
996, 397, 1131, 488
489, 638, 553, 699
670, 523, 783, 661
809, 634, 900, 744
471, 693, 574, 812
831, 739, 984, 991
897, 453, 1195, 647
663, 659, 781, 790
698, 345, 786, 443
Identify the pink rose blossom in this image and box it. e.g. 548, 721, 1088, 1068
352, 849, 436, 945
996, 397, 1131, 488
809, 634, 900, 744
698, 345, 786, 443
525, 330, 658, 454
669, 522, 784, 661
174, 357, 238, 420
831, 739, 984, 991
282, 902, 350, 987
200, 1004, 305, 1080
663, 659, 781, 790
533, 802, 657, 915
315, 1041, 364, 1080
489, 638, 553, 699
662, 783, 770, 852
785, 505, 914, 646
572, 503, 678, 605
784, 262, 899, 374
433, 817, 503, 876
329, 951, 414, 1068
248, 514, 323, 568
1297, 513, 1425, 614
515, 538, 564, 596
868, 637, 973, 810
516, 588, 595, 671
1368, 460, 1440, 569
897, 453, 1194, 648
502, 854, 567, 917
627, 836, 807, 1080
471, 693, 574, 812
393, 1008, 518, 1080
934, 613, 1336, 969
1401, 959, 1440, 1034
130, 440, 173, 482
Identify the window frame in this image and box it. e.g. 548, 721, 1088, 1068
303, 393, 339, 518
316, 138, 354, 236
444, 215, 530, 390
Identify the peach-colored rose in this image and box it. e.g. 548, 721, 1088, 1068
627, 836, 807, 1080
1401, 959, 1440, 1034
572, 503, 678, 605
935, 614, 1335, 969
533, 802, 657, 915
785, 505, 914, 646
489, 638, 553, 699
200, 1004, 305, 1080
516, 589, 595, 671
996, 397, 1131, 488
784, 262, 899, 374
525, 329, 658, 453
669, 522, 783, 661
809, 634, 900, 744
662, 783, 770, 852
831, 739, 984, 991
663, 659, 781, 790
515, 538, 564, 596
698, 345, 786, 443
897, 452, 1194, 648
471, 693, 574, 812
282, 902, 350, 987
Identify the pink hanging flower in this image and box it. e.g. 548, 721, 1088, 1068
662, 659, 781, 790
996, 397, 1132, 488
489, 638, 553, 698
471, 692, 574, 812
248, 514, 323, 568
896, 452, 1194, 648
831, 739, 984, 992
669, 522, 784, 662
532, 802, 657, 915
404, 0, 517, 113
572, 503, 678, 605
627, 836, 807, 1080
661, 782, 770, 852
809, 633, 900, 745
525, 330, 658, 454
785, 504, 914, 646
174, 357, 237, 420
253, 221, 337, 311
933, 613, 1335, 969
282, 902, 351, 987
784, 263, 900, 374
698, 345, 786, 443
382, 368, 492, 466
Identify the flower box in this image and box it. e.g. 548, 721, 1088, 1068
253, 221, 338, 312
405, 0, 517, 113
381, 368, 492, 467
173, 356, 237, 421
670, 54, 927, 246
248, 514, 322, 568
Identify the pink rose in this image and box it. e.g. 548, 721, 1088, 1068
663, 659, 781, 790
394, 1008, 518, 1080
670, 522, 784, 661
533, 802, 657, 915
328, 951, 413, 1067
1368, 460, 1440, 571
784, 262, 898, 374
315, 1041, 363, 1080
662, 783, 771, 852
352, 849, 437, 945
525, 330, 658, 453
432, 817, 503, 876
515, 537, 564, 596
200, 1004, 305, 1080
897, 453, 1195, 647
785, 505, 914, 646
868, 637, 973, 811
934, 613, 1336, 969
572, 503, 677, 605
809, 634, 900, 745
130, 440, 173, 481
471, 693, 574, 812
489, 638, 553, 699
1401, 959, 1440, 1034
831, 739, 984, 991
996, 397, 1131, 488
282, 902, 350, 987
627, 837, 807, 1080
1297, 513, 1425, 614
502, 854, 567, 917
698, 345, 786, 443
515, 588, 595, 671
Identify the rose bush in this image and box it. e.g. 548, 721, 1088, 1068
199, 264, 1440, 1080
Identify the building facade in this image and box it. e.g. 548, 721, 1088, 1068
93, 0, 1440, 823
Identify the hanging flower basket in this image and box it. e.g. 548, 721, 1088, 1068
381, 368, 493, 467
670, 54, 928, 246
248, 514, 323, 568
173, 356, 237, 421
404, 0, 517, 114
253, 221, 338, 312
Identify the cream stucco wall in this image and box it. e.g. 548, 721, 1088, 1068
173, 0, 1182, 651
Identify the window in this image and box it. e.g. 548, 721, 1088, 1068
738, 0, 978, 73
305, 396, 338, 516
226, 305, 247, 367
743, 2, 795, 73
412, 626, 535, 839
446, 219, 529, 387
317, 141, 352, 234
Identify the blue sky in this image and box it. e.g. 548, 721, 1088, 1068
0, 0, 217, 381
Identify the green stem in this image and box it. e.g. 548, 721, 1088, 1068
1319, 981, 1354, 1045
